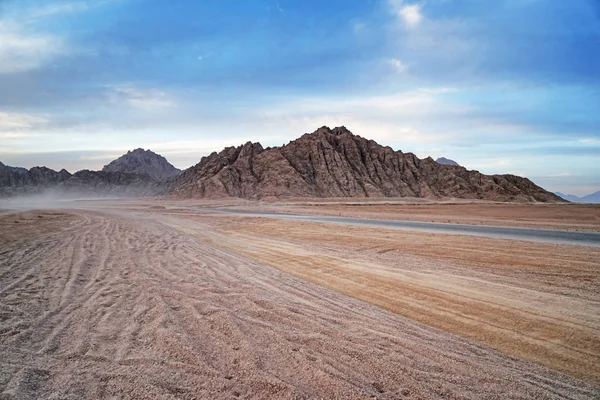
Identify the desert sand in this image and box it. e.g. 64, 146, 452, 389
0, 200, 599, 399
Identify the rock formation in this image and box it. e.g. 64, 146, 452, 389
171, 126, 563, 202
102, 148, 181, 180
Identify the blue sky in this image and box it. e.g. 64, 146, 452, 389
0, 0, 599, 195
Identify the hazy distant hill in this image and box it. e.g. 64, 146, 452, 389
171, 126, 563, 202
0, 150, 177, 198
102, 148, 181, 180
556, 191, 600, 204
435, 157, 460, 166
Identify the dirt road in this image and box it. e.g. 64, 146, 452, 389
191, 207, 600, 246
1, 206, 598, 399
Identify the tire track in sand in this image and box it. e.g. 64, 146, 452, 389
0, 209, 598, 399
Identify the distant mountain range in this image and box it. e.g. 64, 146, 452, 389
0, 149, 177, 198
555, 191, 600, 204
0, 127, 567, 202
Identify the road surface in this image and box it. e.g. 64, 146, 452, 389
193, 207, 600, 246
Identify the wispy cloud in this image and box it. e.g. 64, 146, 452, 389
0, 22, 66, 74
388, 58, 408, 73
109, 85, 175, 110
29, 1, 93, 19
26, 0, 121, 19
0, 112, 48, 130
0, 0, 120, 74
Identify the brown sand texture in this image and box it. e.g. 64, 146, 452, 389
0, 204, 599, 399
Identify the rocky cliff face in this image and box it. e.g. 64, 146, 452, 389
102, 148, 181, 180
171, 126, 563, 202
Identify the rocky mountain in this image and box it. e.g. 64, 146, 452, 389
0, 166, 162, 198
435, 157, 460, 166
171, 126, 563, 202
0, 149, 178, 198
102, 148, 181, 180
556, 191, 600, 204
0, 161, 27, 174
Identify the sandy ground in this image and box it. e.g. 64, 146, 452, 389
0, 201, 599, 399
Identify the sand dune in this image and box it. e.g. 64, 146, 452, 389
1, 206, 598, 399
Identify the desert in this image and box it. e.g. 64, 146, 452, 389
2, 1, 599, 397
1, 198, 599, 399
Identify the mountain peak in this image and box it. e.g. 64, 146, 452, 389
102, 149, 181, 181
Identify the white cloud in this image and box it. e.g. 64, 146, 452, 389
0, 22, 66, 74
400, 4, 423, 27
390, 1, 423, 28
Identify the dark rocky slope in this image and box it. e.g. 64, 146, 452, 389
171, 126, 563, 202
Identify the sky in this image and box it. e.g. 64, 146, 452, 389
0, 0, 599, 196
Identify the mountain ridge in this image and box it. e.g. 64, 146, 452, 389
0, 161, 28, 174
0, 149, 179, 198
556, 191, 600, 204
170, 126, 563, 202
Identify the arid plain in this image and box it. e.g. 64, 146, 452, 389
1, 199, 599, 399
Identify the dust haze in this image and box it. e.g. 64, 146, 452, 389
0, 190, 148, 211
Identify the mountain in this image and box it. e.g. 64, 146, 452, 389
102, 148, 181, 180
581, 191, 600, 203
171, 126, 563, 202
556, 191, 600, 204
0, 166, 161, 198
435, 157, 460, 166
0, 149, 178, 198
555, 192, 580, 202
0, 161, 27, 174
